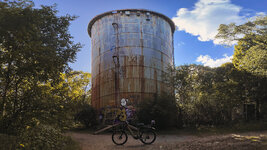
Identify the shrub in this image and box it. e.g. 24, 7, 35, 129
74, 105, 97, 128
17, 124, 79, 150
137, 94, 178, 129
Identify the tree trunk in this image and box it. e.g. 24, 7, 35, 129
12, 77, 19, 114
1, 78, 10, 117
256, 99, 260, 120
1, 62, 11, 117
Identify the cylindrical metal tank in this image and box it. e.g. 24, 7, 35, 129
88, 9, 175, 110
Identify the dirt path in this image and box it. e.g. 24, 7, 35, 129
68, 131, 267, 150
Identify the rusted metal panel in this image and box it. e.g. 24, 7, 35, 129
88, 9, 174, 110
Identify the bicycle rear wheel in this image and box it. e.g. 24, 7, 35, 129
140, 129, 156, 144
112, 131, 128, 145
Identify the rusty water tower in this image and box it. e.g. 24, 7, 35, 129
88, 9, 175, 110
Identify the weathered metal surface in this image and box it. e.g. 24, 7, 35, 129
88, 9, 174, 110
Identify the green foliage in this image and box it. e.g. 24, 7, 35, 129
74, 105, 97, 128
216, 16, 267, 76
0, 1, 93, 149
166, 63, 267, 127
137, 94, 178, 129
0, 126, 80, 150
53, 71, 92, 104
0, 2, 93, 150
18, 124, 79, 150
0, 0, 84, 132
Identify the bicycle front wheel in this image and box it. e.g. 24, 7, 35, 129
112, 131, 128, 145
140, 129, 156, 144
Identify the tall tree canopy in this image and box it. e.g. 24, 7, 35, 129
216, 16, 267, 76
0, 0, 82, 134
165, 63, 267, 126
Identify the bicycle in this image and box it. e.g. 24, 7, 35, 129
112, 120, 156, 145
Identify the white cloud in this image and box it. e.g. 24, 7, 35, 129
172, 0, 246, 44
196, 54, 233, 68
256, 12, 265, 16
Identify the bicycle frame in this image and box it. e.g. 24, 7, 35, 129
127, 123, 140, 139
115, 122, 141, 139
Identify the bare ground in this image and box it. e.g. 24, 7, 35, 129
68, 131, 267, 150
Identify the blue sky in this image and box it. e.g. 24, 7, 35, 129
34, 0, 266, 72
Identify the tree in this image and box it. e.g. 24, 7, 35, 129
48, 71, 92, 123
165, 64, 263, 126
137, 93, 178, 129
0, 0, 81, 133
35, 71, 92, 128
51, 71, 91, 103
216, 16, 267, 76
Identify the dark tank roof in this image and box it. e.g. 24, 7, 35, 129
88, 9, 175, 37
